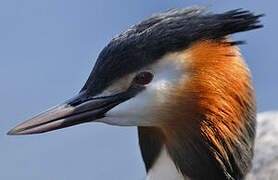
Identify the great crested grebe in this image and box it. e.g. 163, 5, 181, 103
8, 7, 263, 180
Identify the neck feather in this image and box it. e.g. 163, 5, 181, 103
138, 39, 256, 180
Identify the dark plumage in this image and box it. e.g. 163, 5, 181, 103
82, 7, 263, 97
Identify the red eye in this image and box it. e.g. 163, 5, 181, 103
134, 71, 154, 85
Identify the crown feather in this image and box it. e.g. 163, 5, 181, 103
83, 7, 263, 99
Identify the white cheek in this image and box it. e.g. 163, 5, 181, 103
151, 80, 172, 104
98, 53, 186, 126
102, 86, 158, 126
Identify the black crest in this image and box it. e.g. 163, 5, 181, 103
82, 7, 263, 96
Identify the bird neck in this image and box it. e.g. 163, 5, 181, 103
138, 127, 230, 180
145, 145, 187, 180
138, 40, 256, 180
139, 119, 254, 180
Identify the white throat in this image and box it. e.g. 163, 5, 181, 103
146, 147, 187, 180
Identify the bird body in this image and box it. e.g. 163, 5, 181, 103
8, 7, 263, 180
246, 111, 278, 180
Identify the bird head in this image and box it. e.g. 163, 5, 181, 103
8, 7, 263, 180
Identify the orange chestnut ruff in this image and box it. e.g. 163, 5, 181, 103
146, 39, 256, 179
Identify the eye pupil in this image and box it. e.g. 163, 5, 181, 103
134, 72, 153, 85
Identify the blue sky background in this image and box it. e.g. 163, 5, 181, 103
0, 0, 277, 179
